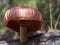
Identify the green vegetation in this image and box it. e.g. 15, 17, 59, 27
49, 0, 60, 32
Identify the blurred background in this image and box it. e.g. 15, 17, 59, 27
0, 0, 60, 41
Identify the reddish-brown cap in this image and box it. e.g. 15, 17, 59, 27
4, 6, 43, 34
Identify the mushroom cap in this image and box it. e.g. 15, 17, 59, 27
4, 6, 43, 34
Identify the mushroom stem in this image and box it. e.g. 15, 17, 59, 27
20, 26, 28, 43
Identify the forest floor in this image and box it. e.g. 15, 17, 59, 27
0, 28, 60, 45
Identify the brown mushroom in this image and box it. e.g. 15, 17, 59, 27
4, 6, 43, 43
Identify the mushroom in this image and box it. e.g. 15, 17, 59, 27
4, 6, 43, 43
